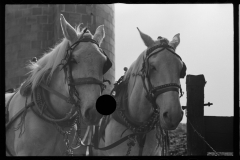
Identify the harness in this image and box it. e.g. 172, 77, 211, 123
5, 28, 112, 156
139, 39, 186, 107
83, 39, 187, 156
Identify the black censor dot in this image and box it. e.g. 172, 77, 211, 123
96, 95, 116, 115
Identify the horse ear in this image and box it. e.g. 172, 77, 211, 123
137, 27, 154, 47
60, 14, 78, 43
93, 25, 105, 46
169, 33, 180, 50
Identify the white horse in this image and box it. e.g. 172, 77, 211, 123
91, 28, 185, 156
6, 14, 111, 156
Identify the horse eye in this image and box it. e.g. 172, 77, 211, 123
150, 65, 156, 71
71, 59, 77, 64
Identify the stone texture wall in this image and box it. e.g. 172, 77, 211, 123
95, 4, 115, 94
5, 5, 55, 89
5, 4, 115, 94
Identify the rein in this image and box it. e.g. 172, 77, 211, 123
87, 43, 186, 156
5, 28, 112, 156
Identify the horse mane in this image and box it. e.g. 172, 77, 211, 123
26, 26, 92, 90
124, 37, 170, 82
123, 49, 147, 88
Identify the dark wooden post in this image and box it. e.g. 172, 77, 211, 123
186, 75, 207, 155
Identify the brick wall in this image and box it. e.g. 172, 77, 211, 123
5, 4, 115, 93
95, 4, 115, 94
5, 5, 55, 89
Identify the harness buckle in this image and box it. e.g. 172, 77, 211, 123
101, 84, 106, 91
128, 135, 137, 146
111, 91, 116, 96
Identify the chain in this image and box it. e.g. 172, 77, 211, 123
71, 118, 82, 150
187, 118, 221, 156
54, 114, 80, 156
64, 132, 73, 156
126, 135, 136, 156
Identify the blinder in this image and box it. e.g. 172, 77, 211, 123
60, 38, 112, 75
180, 62, 186, 79
102, 51, 112, 75
60, 27, 112, 75
145, 43, 187, 79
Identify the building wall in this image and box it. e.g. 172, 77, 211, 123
5, 4, 115, 94
95, 4, 115, 94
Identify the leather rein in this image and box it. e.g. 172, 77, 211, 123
5, 28, 111, 156
80, 42, 186, 156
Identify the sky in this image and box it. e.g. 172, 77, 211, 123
115, 4, 233, 123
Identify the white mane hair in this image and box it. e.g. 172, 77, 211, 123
123, 38, 163, 88
123, 49, 147, 94
26, 26, 92, 90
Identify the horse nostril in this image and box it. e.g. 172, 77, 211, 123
84, 107, 103, 125
163, 111, 169, 119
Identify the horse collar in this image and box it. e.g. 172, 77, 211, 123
32, 83, 78, 127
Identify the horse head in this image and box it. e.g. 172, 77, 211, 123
126, 28, 185, 130
47, 14, 111, 125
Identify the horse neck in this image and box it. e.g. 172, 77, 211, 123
47, 67, 73, 116
127, 75, 153, 123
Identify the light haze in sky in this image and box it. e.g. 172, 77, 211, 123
115, 4, 233, 123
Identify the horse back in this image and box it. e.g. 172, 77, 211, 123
5, 93, 14, 126
5, 91, 28, 155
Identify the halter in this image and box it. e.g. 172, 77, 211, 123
58, 28, 112, 109
30, 28, 112, 123
41, 29, 111, 155
5, 28, 112, 156
137, 40, 186, 109
102, 40, 187, 156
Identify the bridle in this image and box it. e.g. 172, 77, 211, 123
137, 39, 186, 110
79, 37, 187, 156
5, 28, 112, 156
58, 28, 112, 108
31, 28, 112, 123
102, 39, 186, 156
125, 38, 186, 155
49, 28, 112, 155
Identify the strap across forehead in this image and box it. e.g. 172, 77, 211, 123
142, 43, 186, 90
68, 28, 99, 49
59, 29, 106, 71
69, 38, 100, 50
146, 43, 182, 62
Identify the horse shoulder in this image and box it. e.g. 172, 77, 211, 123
8, 92, 30, 119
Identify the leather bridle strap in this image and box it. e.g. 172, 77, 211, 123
69, 77, 105, 87
150, 84, 180, 100
152, 87, 179, 98
141, 45, 184, 104
40, 83, 77, 105
81, 133, 137, 151
68, 77, 107, 94
138, 134, 146, 156
32, 86, 76, 123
